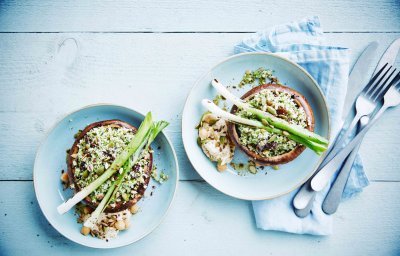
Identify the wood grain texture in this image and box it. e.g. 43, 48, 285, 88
1, 1, 400, 253
0, 181, 399, 256
0, 0, 399, 32
0, 33, 399, 181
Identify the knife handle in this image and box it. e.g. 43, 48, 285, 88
322, 112, 362, 165
321, 143, 360, 214
294, 192, 315, 218
310, 113, 374, 192
293, 180, 315, 208
322, 116, 368, 214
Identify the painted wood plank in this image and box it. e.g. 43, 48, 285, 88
0, 0, 399, 32
0, 33, 400, 181
0, 181, 399, 255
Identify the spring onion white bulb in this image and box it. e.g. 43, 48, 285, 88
201, 99, 263, 128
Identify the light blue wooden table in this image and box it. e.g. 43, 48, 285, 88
0, 1, 399, 255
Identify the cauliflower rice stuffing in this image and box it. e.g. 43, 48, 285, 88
236, 89, 307, 157
72, 125, 150, 204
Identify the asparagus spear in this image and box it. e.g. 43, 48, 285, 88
84, 121, 169, 229
57, 112, 154, 215
202, 99, 326, 154
211, 79, 329, 146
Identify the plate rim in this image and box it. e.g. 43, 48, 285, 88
33, 103, 179, 249
181, 52, 331, 200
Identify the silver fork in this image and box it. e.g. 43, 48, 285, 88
311, 77, 400, 192
322, 72, 400, 214
293, 64, 397, 212
326, 63, 397, 162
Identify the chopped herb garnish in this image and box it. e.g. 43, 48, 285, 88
74, 129, 83, 139
272, 165, 280, 170
238, 67, 278, 88
151, 167, 169, 184
213, 94, 226, 106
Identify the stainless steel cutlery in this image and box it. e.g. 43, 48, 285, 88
311, 76, 400, 192
293, 38, 400, 217
294, 42, 379, 217
342, 42, 379, 123
321, 115, 369, 214
320, 38, 400, 214
311, 69, 400, 192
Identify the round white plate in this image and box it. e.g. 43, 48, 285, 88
34, 104, 179, 248
182, 53, 330, 200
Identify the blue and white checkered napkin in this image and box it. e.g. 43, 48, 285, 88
234, 16, 370, 235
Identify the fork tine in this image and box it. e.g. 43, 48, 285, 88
393, 72, 400, 86
372, 69, 398, 101
367, 65, 393, 99
395, 77, 400, 91
362, 63, 389, 93
390, 72, 400, 90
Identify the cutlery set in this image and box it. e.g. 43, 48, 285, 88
293, 38, 400, 217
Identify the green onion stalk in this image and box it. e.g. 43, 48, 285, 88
84, 121, 169, 228
211, 79, 329, 147
57, 112, 154, 215
201, 99, 326, 155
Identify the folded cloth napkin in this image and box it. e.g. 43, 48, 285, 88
234, 16, 369, 235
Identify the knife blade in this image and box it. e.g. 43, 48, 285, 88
372, 38, 400, 77
341, 41, 378, 120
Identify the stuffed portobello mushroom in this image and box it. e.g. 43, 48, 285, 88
228, 84, 315, 166
67, 120, 152, 213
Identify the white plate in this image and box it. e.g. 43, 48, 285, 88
182, 53, 330, 200
34, 104, 179, 248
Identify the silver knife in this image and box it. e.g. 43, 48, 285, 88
293, 41, 379, 217
322, 37, 400, 214
342, 41, 379, 122
372, 38, 400, 77
322, 116, 369, 214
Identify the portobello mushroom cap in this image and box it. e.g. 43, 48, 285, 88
67, 120, 152, 213
227, 84, 314, 166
